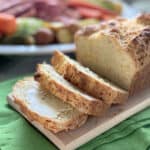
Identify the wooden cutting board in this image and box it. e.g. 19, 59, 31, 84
7, 88, 150, 150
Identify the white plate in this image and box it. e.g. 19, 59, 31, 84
0, 44, 75, 55
7, 87, 150, 150
0, 3, 138, 56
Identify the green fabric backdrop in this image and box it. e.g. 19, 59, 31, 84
0, 78, 150, 150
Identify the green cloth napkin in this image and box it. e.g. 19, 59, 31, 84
0, 78, 150, 150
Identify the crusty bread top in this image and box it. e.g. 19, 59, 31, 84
12, 77, 85, 123
75, 17, 126, 37
137, 13, 150, 25
75, 14, 150, 70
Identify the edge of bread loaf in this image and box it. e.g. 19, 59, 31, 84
34, 64, 109, 116
11, 78, 88, 133
129, 61, 150, 95
51, 51, 128, 104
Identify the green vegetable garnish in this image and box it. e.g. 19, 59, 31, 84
2, 18, 44, 45
16, 18, 44, 36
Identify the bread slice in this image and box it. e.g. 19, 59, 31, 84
51, 51, 128, 104
10, 77, 88, 133
75, 16, 150, 95
34, 64, 109, 116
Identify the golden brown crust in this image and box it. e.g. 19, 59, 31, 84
51, 51, 128, 104
127, 27, 150, 69
75, 25, 101, 37
137, 13, 150, 25
34, 64, 109, 116
75, 18, 126, 37
13, 96, 87, 133
129, 61, 150, 95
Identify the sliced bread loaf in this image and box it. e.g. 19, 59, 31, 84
10, 77, 88, 133
75, 15, 150, 95
34, 64, 109, 116
51, 51, 128, 104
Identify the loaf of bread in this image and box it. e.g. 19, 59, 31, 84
34, 64, 109, 116
10, 77, 88, 133
75, 14, 150, 95
51, 51, 128, 104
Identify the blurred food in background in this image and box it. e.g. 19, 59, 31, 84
0, 0, 122, 45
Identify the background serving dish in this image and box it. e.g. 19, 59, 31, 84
0, 1, 138, 55
0, 44, 75, 55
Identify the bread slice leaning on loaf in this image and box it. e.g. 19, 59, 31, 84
51, 51, 128, 104
34, 64, 109, 116
75, 14, 150, 95
9, 77, 88, 133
